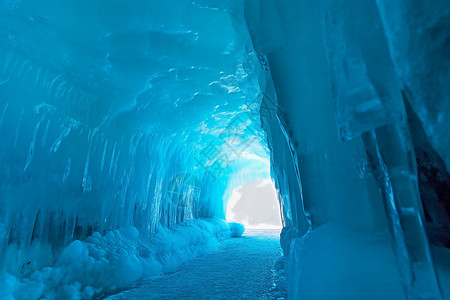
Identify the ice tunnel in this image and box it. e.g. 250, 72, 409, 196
1, 0, 450, 299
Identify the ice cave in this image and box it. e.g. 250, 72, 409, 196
0, 0, 450, 299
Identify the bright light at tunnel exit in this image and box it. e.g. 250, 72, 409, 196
225, 166, 282, 230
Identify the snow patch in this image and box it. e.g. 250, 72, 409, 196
228, 222, 245, 237
0, 218, 230, 300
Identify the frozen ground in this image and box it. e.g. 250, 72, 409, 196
104, 229, 286, 300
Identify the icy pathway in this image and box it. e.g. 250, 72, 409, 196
105, 229, 285, 300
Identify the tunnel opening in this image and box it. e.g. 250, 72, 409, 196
224, 155, 282, 230
211, 126, 283, 231
226, 178, 282, 230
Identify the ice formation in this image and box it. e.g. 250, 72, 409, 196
0, 1, 266, 297
1, 0, 449, 299
227, 222, 245, 238
0, 218, 230, 299
244, 0, 450, 299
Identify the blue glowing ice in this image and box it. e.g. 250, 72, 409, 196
1, 0, 450, 299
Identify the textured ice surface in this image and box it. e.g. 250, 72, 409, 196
376, 0, 450, 171
106, 229, 285, 300
0, 218, 230, 299
244, 0, 450, 299
287, 223, 405, 300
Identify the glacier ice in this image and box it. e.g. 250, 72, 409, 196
1, 0, 450, 299
245, 0, 449, 299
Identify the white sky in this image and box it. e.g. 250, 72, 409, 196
226, 179, 282, 229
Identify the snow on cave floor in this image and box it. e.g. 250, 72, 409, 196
103, 229, 286, 300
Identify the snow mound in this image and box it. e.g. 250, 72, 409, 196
0, 218, 230, 300
228, 222, 245, 237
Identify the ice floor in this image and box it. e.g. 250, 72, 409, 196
104, 229, 286, 300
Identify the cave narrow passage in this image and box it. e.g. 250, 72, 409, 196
103, 151, 286, 299
105, 229, 285, 300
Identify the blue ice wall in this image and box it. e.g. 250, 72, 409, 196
0, 0, 267, 275
244, 0, 450, 299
